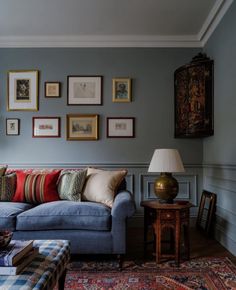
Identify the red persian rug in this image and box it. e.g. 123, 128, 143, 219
64, 257, 236, 290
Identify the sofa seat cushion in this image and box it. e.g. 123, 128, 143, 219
0, 202, 34, 231
16, 200, 111, 231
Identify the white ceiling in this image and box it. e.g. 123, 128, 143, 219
0, 0, 233, 47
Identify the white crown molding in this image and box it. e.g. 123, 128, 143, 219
0, 1, 233, 48
0, 34, 200, 48
199, 0, 234, 46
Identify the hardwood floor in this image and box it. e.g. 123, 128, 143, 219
126, 227, 236, 264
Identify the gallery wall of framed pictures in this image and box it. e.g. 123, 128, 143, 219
5, 71, 135, 141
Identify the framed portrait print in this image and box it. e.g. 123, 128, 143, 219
67, 76, 102, 105
45, 82, 61, 98
32, 117, 60, 138
107, 117, 135, 138
67, 114, 99, 140
174, 53, 214, 138
7, 70, 39, 111
112, 78, 131, 103
6, 118, 20, 135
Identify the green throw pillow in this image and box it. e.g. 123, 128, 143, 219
57, 169, 87, 201
0, 173, 16, 201
0, 166, 7, 177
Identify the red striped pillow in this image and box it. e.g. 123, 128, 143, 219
13, 170, 61, 204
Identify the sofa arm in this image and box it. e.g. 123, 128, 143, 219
111, 190, 136, 219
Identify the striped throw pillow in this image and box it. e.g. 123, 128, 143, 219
13, 170, 61, 204
0, 173, 16, 201
58, 169, 87, 201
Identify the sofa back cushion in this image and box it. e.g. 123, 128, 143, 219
0, 173, 16, 201
57, 169, 87, 201
82, 168, 127, 208
13, 170, 61, 204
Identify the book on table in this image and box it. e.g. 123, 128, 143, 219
0, 240, 33, 266
0, 247, 39, 275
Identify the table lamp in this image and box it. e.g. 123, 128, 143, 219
148, 149, 185, 203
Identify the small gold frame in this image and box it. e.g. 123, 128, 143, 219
112, 78, 131, 103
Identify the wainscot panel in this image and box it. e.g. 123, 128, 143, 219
203, 164, 236, 255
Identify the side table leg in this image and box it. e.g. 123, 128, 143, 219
143, 207, 148, 256
156, 219, 161, 264
58, 269, 67, 290
175, 225, 180, 267
184, 223, 190, 260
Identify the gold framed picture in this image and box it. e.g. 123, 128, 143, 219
67, 114, 99, 141
7, 70, 39, 111
45, 82, 61, 98
112, 78, 131, 103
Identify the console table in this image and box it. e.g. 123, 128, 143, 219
141, 200, 192, 266
0, 240, 70, 290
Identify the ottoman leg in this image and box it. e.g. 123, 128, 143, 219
58, 269, 67, 290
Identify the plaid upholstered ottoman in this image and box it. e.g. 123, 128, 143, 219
0, 240, 70, 290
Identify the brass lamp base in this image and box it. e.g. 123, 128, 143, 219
154, 172, 179, 203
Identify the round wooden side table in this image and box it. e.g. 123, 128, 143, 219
141, 200, 192, 266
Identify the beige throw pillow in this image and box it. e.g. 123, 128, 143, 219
82, 168, 127, 207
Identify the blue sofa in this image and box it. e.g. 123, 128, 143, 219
0, 189, 135, 257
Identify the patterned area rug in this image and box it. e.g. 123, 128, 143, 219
65, 257, 236, 290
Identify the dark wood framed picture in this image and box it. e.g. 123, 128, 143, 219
32, 117, 60, 138
67, 76, 102, 105
67, 114, 99, 140
196, 190, 216, 236
45, 82, 61, 98
6, 118, 20, 135
174, 53, 214, 138
107, 117, 135, 138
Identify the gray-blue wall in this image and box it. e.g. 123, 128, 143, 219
204, 1, 236, 255
0, 48, 202, 164
0, 47, 203, 224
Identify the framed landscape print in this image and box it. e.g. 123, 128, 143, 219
174, 53, 214, 138
107, 117, 135, 138
32, 117, 60, 138
45, 82, 61, 98
7, 70, 39, 111
6, 118, 20, 135
67, 76, 102, 105
67, 114, 99, 140
112, 78, 131, 103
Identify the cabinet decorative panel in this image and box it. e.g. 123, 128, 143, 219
174, 53, 214, 138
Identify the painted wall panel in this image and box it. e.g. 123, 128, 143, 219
203, 1, 236, 255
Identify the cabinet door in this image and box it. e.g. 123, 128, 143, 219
174, 57, 214, 138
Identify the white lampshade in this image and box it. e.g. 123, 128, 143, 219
148, 149, 185, 173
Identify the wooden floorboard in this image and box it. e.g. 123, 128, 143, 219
71, 227, 235, 264
127, 227, 236, 264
